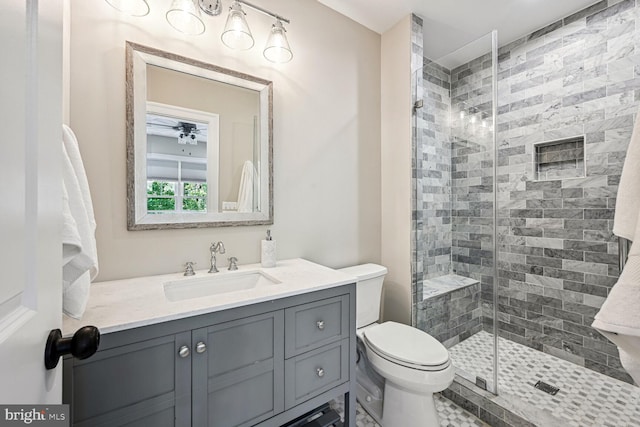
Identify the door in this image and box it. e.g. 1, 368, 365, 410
0, 0, 63, 403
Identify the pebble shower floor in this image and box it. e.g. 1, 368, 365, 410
449, 331, 640, 426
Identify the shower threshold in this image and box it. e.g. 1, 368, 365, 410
447, 331, 640, 427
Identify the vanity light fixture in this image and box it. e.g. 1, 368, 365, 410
264, 19, 293, 63
105, 0, 292, 63
221, 1, 254, 50
105, 0, 150, 17
166, 0, 206, 35
222, 0, 292, 63
199, 0, 223, 16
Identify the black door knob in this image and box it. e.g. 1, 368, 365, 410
44, 326, 100, 369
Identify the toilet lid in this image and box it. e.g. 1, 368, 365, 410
363, 322, 449, 368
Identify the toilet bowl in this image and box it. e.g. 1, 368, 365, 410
361, 321, 454, 426
339, 264, 455, 427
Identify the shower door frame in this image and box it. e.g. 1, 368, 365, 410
411, 29, 500, 396
490, 29, 499, 396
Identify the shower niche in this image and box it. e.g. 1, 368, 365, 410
534, 136, 585, 181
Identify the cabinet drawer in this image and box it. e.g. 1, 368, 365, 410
284, 339, 349, 409
285, 295, 349, 358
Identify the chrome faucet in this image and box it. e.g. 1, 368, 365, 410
208, 241, 226, 273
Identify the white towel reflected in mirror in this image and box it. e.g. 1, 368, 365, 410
237, 160, 257, 212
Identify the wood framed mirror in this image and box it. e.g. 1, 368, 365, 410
126, 42, 273, 230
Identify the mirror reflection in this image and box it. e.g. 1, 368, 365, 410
145, 110, 210, 214
126, 42, 273, 230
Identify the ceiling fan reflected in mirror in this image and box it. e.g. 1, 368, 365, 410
146, 114, 208, 145
176, 122, 199, 145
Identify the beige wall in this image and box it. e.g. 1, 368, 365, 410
380, 16, 412, 325
70, 0, 381, 281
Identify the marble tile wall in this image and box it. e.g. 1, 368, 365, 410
449, 50, 497, 333
451, 0, 639, 383
421, 59, 454, 280
416, 278, 483, 348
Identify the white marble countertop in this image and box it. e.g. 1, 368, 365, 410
63, 258, 356, 336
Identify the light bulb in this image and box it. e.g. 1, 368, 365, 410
221, 1, 254, 50
264, 20, 293, 63
166, 0, 205, 35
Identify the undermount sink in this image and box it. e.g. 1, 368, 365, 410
164, 270, 282, 302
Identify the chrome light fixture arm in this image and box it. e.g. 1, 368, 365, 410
232, 0, 290, 24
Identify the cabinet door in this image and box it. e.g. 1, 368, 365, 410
192, 310, 284, 427
64, 331, 191, 427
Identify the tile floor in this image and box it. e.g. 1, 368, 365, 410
331, 393, 489, 427
449, 331, 640, 427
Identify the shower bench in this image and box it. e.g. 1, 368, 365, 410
416, 274, 481, 348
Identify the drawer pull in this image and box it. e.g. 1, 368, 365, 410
316, 320, 325, 330
178, 345, 190, 358
196, 341, 207, 354
316, 368, 325, 378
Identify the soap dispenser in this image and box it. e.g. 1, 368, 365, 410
261, 230, 276, 268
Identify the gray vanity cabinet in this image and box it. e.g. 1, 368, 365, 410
63, 285, 356, 427
192, 311, 285, 426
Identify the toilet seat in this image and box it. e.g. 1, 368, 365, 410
363, 322, 450, 371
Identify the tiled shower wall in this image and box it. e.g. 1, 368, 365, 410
449, 51, 497, 328
413, 0, 640, 384
421, 60, 453, 280
454, 0, 638, 384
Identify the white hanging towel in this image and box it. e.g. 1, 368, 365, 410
61, 125, 98, 319
236, 160, 255, 212
592, 109, 640, 384
613, 109, 640, 240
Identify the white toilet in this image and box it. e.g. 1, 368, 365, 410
339, 264, 455, 427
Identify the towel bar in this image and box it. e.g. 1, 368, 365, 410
619, 236, 631, 272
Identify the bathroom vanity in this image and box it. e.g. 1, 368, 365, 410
62, 259, 356, 427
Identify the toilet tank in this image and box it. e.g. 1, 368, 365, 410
339, 264, 388, 328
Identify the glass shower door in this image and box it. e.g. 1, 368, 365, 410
412, 30, 499, 394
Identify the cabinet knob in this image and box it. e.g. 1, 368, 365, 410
196, 341, 207, 354
178, 345, 190, 358
316, 368, 325, 378
316, 320, 325, 330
